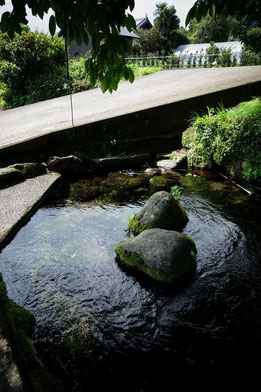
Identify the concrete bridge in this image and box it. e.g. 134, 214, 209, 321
0, 66, 260, 166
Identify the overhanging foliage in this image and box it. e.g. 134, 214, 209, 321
0, 0, 137, 93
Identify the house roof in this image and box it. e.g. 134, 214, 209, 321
136, 16, 153, 29
59, 26, 139, 40
175, 41, 243, 55
120, 27, 140, 39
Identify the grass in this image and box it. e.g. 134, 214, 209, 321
183, 97, 261, 183
128, 63, 162, 78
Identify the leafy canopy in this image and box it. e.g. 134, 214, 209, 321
0, 0, 137, 93
186, 0, 261, 26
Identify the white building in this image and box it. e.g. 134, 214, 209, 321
174, 41, 243, 64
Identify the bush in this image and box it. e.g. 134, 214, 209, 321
132, 27, 167, 55
132, 26, 189, 55
183, 98, 261, 183
0, 27, 66, 108
241, 27, 261, 55
240, 49, 261, 66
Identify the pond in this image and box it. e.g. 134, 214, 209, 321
0, 171, 261, 391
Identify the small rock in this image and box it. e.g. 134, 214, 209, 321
47, 155, 91, 177
0, 167, 23, 188
115, 228, 197, 284
157, 159, 177, 171
92, 153, 150, 170
10, 162, 46, 178
169, 149, 188, 169
128, 191, 188, 235
144, 168, 162, 177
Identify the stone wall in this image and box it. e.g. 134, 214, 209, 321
0, 81, 260, 167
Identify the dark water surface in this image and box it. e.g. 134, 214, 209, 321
0, 173, 261, 391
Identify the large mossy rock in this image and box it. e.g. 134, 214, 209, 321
129, 191, 188, 235
115, 228, 197, 284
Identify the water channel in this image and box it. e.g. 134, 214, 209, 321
0, 171, 260, 391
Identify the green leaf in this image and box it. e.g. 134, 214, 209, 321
111, 78, 118, 91
76, 30, 82, 46
185, 7, 195, 26
100, 78, 108, 93
92, 33, 102, 51
123, 66, 129, 81
85, 58, 92, 73
128, 0, 135, 12
126, 14, 136, 31
128, 67, 135, 83
1, 11, 10, 29
49, 15, 56, 36
82, 29, 89, 46
87, 13, 97, 37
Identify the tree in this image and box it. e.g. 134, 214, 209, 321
153, 2, 180, 36
186, 0, 261, 26
241, 27, 261, 55
188, 14, 242, 43
132, 27, 166, 54
0, 0, 137, 93
132, 26, 188, 55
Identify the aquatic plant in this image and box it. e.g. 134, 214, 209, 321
170, 185, 182, 200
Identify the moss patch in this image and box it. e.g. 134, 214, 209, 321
69, 173, 150, 203
115, 245, 187, 284
149, 175, 176, 193
128, 215, 152, 235
0, 275, 62, 392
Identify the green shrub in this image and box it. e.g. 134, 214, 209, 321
240, 49, 261, 66
183, 98, 261, 183
241, 27, 261, 55
0, 27, 66, 108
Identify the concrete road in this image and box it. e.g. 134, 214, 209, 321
0, 66, 260, 150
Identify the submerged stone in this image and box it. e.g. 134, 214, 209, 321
115, 228, 197, 284
129, 191, 189, 235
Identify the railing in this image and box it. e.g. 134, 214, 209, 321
125, 51, 260, 68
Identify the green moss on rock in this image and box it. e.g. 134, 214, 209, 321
69, 173, 150, 203
128, 215, 152, 235
115, 242, 195, 284
149, 175, 176, 193
0, 275, 62, 392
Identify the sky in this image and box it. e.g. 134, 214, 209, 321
0, 1, 196, 33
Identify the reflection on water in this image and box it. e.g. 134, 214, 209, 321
0, 174, 261, 391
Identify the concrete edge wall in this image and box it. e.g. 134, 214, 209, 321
0, 81, 260, 167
